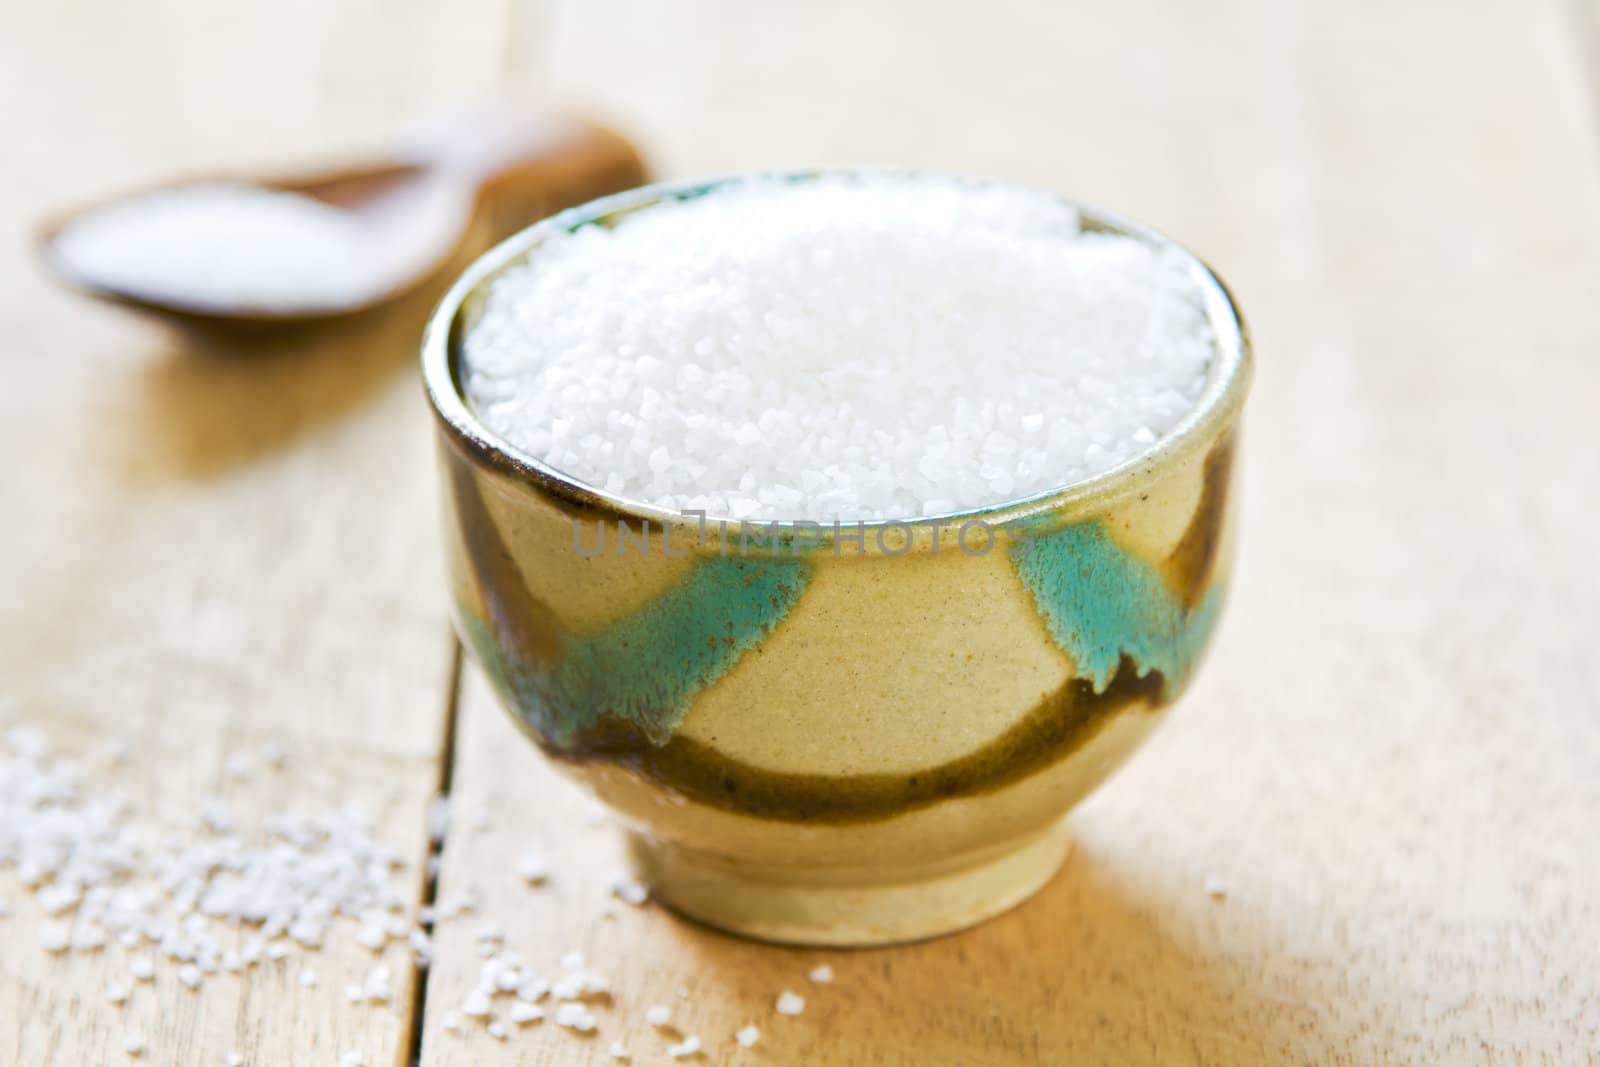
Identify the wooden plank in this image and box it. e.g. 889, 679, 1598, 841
0, 3, 484, 1063
420, 0, 1600, 1064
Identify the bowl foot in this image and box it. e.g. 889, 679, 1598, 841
626, 826, 1070, 947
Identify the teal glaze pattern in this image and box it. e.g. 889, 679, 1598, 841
463, 555, 811, 749
1013, 519, 1222, 693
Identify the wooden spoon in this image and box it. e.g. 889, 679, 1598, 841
37, 110, 646, 334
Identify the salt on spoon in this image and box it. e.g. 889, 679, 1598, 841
37, 108, 645, 333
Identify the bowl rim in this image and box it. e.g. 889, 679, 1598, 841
421, 169, 1252, 544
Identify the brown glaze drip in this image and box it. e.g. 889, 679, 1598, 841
545, 655, 1166, 824
452, 432, 1236, 824
446, 444, 564, 666
1164, 431, 1236, 609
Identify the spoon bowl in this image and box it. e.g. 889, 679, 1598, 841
38, 113, 646, 335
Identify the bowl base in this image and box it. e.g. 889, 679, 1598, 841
626, 826, 1070, 947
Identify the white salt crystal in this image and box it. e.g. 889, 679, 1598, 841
124, 1032, 146, 1056
461, 175, 1218, 521
37, 882, 80, 914
808, 964, 833, 984
129, 956, 155, 981
299, 968, 318, 988
514, 850, 549, 884
608, 1041, 630, 1060
461, 990, 492, 1018
49, 182, 468, 314
775, 991, 805, 1016
559, 949, 584, 971
554, 1002, 596, 1031
38, 921, 70, 952
486, 1021, 509, 1041
551, 973, 586, 1001
338, 1054, 365, 1067
225, 1054, 244, 1067
645, 1004, 672, 1027
1205, 874, 1229, 899
178, 964, 203, 990
668, 1035, 702, 1058
609, 871, 649, 907
426, 796, 450, 844
105, 983, 131, 1004
364, 964, 391, 1002
736, 1025, 760, 1047
510, 1002, 544, 1024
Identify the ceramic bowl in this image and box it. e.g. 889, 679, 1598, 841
421, 173, 1251, 945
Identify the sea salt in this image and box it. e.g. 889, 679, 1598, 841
735, 1025, 760, 1048
461, 174, 1217, 521
49, 181, 468, 314
775, 991, 805, 1016
554, 1002, 597, 1031
808, 964, 833, 984
667, 1034, 702, 1058
514, 850, 549, 884
645, 1004, 672, 1027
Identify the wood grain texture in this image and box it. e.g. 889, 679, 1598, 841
4, 0, 1600, 1065
0, 4, 488, 1064
423, 0, 1600, 1064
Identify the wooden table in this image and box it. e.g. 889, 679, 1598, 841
4, 2, 1598, 1063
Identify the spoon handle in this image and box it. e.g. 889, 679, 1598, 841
413, 109, 647, 242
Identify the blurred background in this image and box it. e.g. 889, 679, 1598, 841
2, 1, 1598, 1064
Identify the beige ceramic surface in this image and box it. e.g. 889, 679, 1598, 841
423, 175, 1251, 944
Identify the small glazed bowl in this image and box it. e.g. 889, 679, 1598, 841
422, 173, 1251, 946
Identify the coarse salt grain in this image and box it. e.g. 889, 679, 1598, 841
106, 982, 131, 1004
775, 991, 805, 1016
609, 871, 649, 907
177, 963, 203, 990
461, 174, 1218, 522
511, 1002, 544, 1025
299, 968, 318, 988
608, 1041, 630, 1060
338, 1053, 365, 1067
1205, 874, 1229, 899
124, 1032, 146, 1056
554, 1002, 597, 1031
645, 1004, 672, 1027
667, 1034, 702, 1058
808, 964, 833, 984
226, 1054, 244, 1067
515, 850, 549, 884
487, 1021, 509, 1041
363, 963, 392, 1002
736, 1025, 760, 1047
38, 921, 70, 952
49, 182, 468, 314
